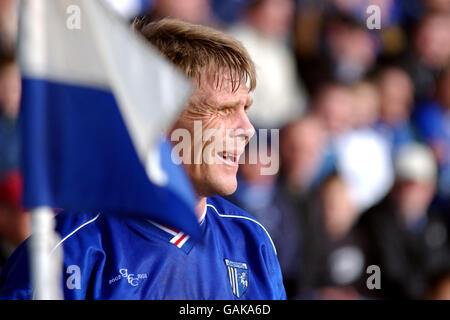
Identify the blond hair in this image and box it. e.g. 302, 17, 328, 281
133, 17, 256, 92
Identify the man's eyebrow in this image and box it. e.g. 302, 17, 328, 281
217, 97, 253, 109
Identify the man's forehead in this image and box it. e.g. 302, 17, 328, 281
193, 74, 251, 105
197, 68, 250, 90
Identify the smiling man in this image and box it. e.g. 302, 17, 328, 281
171, 72, 255, 206
0, 18, 286, 300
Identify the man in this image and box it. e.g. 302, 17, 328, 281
353, 143, 450, 299
0, 18, 286, 300
227, 0, 307, 129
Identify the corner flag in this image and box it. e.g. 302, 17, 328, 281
18, 0, 199, 238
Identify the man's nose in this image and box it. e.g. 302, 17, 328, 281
234, 110, 255, 142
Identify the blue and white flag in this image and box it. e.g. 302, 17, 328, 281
18, 0, 200, 238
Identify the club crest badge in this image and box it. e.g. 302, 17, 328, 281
224, 259, 249, 298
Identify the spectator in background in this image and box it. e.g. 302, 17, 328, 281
413, 65, 450, 203
296, 174, 365, 300
312, 82, 393, 213
425, 0, 450, 13
405, 12, 450, 101
0, 45, 24, 270
328, 0, 402, 30
0, 54, 20, 120
414, 13, 450, 71
334, 79, 393, 225
0, 0, 26, 271
277, 115, 331, 296
0, 52, 20, 179
312, 82, 354, 135
0, 0, 17, 47
148, 0, 213, 26
279, 115, 331, 194
0, 171, 29, 271
325, 14, 378, 85
374, 66, 416, 157
227, 0, 307, 129
296, 12, 378, 95
350, 80, 380, 130
354, 143, 450, 299
229, 114, 334, 298
273, 115, 342, 299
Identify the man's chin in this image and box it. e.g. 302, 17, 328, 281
202, 178, 238, 198
217, 184, 238, 196
207, 176, 237, 197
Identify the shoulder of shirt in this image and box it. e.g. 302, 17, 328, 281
0, 211, 102, 296
51, 211, 103, 254
206, 196, 278, 255
207, 196, 255, 219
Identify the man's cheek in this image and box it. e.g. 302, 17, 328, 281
202, 140, 219, 165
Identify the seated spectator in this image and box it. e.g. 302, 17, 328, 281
0, 51, 20, 180
227, 0, 307, 129
313, 81, 393, 212
296, 13, 378, 95
0, 0, 17, 47
0, 52, 20, 120
296, 174, 366, 300
404, 12, 450, 101
412, 65, 450, 202
374, 66, 416, 157
354, 143, 450, 299
0, 29, 25, 273
147, 0, 213, 25
313, 82, 354, 136
279, 114, 331, 194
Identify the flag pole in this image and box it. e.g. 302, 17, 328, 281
29, 207, 63, 300
17, 0, 63, 301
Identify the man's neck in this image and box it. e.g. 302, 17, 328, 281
196, 197, 207, 221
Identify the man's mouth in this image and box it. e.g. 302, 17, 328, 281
217, 151, 239, 166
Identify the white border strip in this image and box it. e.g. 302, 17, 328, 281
50, 213, 100, 256
206, 204, 277, 255
148, 220, 179, 236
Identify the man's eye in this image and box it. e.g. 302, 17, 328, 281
219, 107, 232, 114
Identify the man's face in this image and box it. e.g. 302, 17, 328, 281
280, 117, 326, 187
315, 86, 354, 134
395, 180, 435, 224
171, 73, 255, 197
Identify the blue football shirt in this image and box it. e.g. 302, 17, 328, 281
0, 196, 286, 300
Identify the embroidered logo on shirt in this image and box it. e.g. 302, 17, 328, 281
224, 259, 249, 298
108, 268, 148, 287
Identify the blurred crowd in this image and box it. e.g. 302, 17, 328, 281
0, 0, 449, 299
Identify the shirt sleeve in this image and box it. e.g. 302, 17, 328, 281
260, 235, 287, 300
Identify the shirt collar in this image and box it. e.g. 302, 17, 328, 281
146, 199, 208, 254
